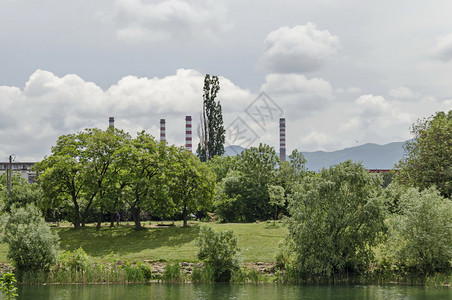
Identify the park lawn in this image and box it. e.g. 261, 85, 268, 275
0, 222, 288, 264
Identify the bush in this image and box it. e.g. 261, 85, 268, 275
383, 187, 452, 275
195, 225, 240, 282
2, 183, 43, 214
284, 161, 386, 280
2, 205, 60, 276
58, 248, 91, 272
0, 273, 18, 300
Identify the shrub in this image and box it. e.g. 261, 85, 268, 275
195, 225, 240, 282
2, 205, 60, 276
383, 187, 452, 275
284, 161, 386, 280
0, 273, 18, 300
58, 248, 91, 272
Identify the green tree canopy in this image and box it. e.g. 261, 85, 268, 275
2, 205, 59, 275
285, 161, 386, 279
81, 128, 131, 228
396, 110, 452, 198
197, 74, 225, 161
34, 133, 87, 229
0, 173, 41, 213
121, 132, 173, 229
383, 187, 452, 275
207, 155, 239, 183
35, 128, 131, 229
214, 144, 281, 222
168, 147, 215, 227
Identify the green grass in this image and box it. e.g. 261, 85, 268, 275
0, 222, 287, 264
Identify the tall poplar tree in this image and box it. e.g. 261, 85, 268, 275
197, 74, 225, 161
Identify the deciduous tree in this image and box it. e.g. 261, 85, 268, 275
122, 132, 173, 229
197, 74, 225, 161
285, 161, 386, 279
168, 147, 215, 227
396, 110, 452, 198
383, 187, 452, 275
35, 128, 131, 229
35, 133, 87, 229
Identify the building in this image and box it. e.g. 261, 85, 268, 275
0, 162, 36, 184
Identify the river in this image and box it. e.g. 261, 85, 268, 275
14, 283, 452, 300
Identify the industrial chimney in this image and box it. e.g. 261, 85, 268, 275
109, 117, 115, 129
185, 116, 192, 152
279, 118, 286, 162
160, 119, 166, 142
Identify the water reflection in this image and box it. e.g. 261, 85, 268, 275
16, 283, 451, 300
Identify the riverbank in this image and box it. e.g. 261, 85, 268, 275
0, 221, 288, 264
0, 221, 450, 287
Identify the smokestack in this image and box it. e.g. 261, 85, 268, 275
160, 119, 166, 142
280, 118, 286, 162
109, 117, 115, 129
185, 116, 192, 152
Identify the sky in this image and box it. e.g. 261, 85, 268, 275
1, 0, 452, 161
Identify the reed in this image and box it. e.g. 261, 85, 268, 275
162, 263, 184, 283
191, 264, 214, 283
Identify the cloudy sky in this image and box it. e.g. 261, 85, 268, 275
1, 0, 452, 161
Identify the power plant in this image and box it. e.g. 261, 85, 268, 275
160, 119, 166, 143
0, 116, 286, 184
280, 118, 286, 162
185, 116, 193, 152
154, 115, 287, 157
109, 117, 115, 129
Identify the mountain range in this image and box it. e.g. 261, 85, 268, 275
225, 141, 406, 171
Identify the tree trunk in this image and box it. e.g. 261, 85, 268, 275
183, 203, 188, 227
131, 206, 141, 230
81, 192, 96, 228
73, 200, 80, 229
96, 211, 103, 230
110, 212, 115, 227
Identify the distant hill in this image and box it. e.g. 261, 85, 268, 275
225, 141, 406, 171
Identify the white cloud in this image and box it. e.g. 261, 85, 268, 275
388, 86, 418, 100
299, 130, 339, 152
335, 87, 362, 94
355, 94, 390, 114
0, 69, 449, 163
260, 73, 334, 116
352, 94, 414, 143
431, 33, 452, 62
108, 0, 232, 43
260, 23, 340, 73
0, 69, 252, 161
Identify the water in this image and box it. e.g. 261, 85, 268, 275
15, 283, 452, 300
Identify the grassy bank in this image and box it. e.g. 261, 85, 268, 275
0, 221, 288, 264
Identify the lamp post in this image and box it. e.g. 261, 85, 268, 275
7, 154, 15, 198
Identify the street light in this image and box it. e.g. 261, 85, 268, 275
7, 154, 16, 198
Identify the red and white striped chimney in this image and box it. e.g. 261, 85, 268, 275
280, 118, 286, 162
160, 119, 166, 142
185, 116, 192, 152
109, 117, 115, 129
